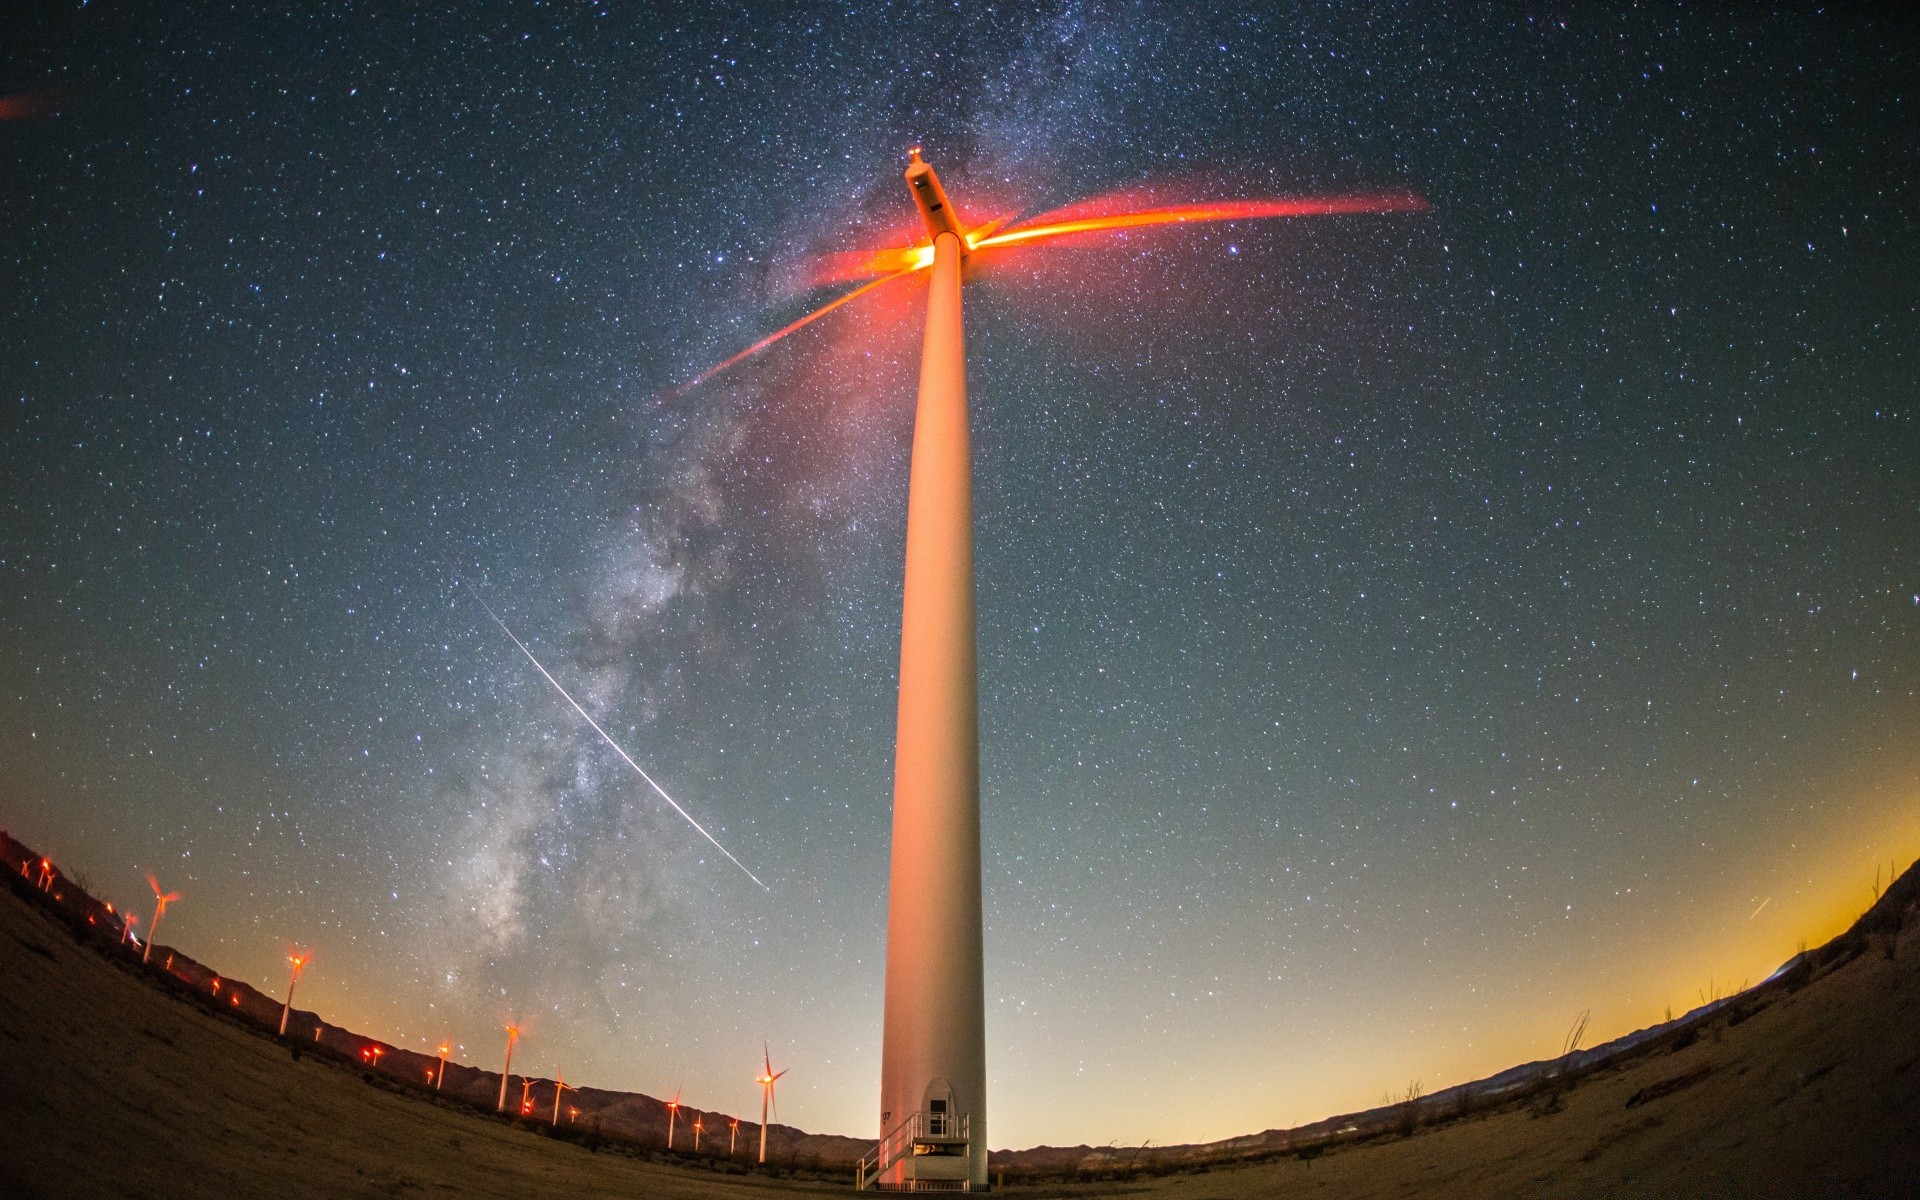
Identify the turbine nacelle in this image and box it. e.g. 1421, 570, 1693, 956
905, 147, 966, 245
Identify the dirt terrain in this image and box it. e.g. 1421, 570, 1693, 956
1, 842, 1915, 1198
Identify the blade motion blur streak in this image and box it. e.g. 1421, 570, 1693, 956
471, 592, 770, 891
669, 186, 1426, 394
973, 190, 1430, 251
668, 267, 921, 397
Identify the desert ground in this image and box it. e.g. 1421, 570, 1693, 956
1, 856, 1915, 1199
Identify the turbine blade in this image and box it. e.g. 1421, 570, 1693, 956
667, 266, 920, 398
471, 592, 770, 891
972, 190, 1429, 253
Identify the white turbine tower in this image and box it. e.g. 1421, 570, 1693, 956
674, 148, 1427, 1193
756, 1045, 786, 1166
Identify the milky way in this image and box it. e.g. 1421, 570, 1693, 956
2, 6, 1916, 1147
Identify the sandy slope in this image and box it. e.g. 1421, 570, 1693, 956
1, 862, 1915, 1198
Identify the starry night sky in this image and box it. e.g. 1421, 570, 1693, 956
3, 4, 1917, 1149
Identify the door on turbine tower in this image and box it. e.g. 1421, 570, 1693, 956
923, 1079, 955, 1136
906, 1077, 971, 1182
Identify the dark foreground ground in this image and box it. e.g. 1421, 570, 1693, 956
1, 856, 1916, 1198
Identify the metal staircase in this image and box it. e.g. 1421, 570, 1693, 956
856, 1111, 974, 1191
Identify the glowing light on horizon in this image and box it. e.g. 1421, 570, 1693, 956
470, 591, 769, 891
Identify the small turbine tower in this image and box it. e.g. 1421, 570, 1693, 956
756, 1045, 786, 1166
666, 1086, 683, 1149
495, 1024, 520, 1112
142, 873, 180, 965
278, 948, 312, 1036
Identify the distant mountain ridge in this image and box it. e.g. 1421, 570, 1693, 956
3, 825, 1912, 1184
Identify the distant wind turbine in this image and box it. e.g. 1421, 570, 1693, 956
757, 1045, 786, 1165
551, 1071, 574, 1126
666, 1086, 684, 1149
142, 873, 180, 965
278, 948, 313, 1036
496, 1024, 520, 1112
434, 1041, 452, 1091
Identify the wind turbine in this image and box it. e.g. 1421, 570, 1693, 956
665, 1086, 683, 1149
520, 1076, 537, 1116
141, 873, 180, 965
692, 1113, 705, 1152
278, 948, 313, 1036
496, 1024, 520, 1112
756, 1045, 786, 1166
551, 1071, 574, 1126
729, 1116, 741, 1157
434, 1040, 452, 1091
676, 151, 1425, 1190
120, 910, 138, 946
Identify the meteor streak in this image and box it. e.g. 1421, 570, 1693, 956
471, 592, 769, 891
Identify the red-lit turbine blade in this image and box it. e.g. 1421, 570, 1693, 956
807, 214, 1012, 287
973, 190, 1429, 252
667, 266, 921, 397
0, 91, 61, 120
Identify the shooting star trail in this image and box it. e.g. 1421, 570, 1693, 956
1749, 896, 1771, 920
471, 592, 770, 891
